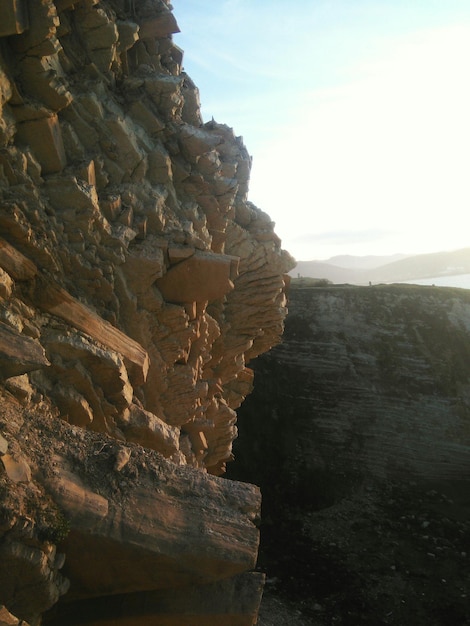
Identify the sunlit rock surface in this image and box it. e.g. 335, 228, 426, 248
0, 0, 294, 623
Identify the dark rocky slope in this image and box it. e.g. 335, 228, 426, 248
230, 282, 470, 625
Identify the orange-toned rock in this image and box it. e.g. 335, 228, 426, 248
118, 403, 179, 457
37, 431, 261, 600
35, 279, 149, 387
0, 238, 37, 281
0, 0, 295, 623
121, 237, 165, 295
1, 454, 31, 483
0, 321, 49, 378
156, 251, 239, 304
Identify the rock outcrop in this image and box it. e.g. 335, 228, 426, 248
0, 1, 294, 623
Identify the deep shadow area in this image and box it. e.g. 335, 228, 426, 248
228, 284, 470, 625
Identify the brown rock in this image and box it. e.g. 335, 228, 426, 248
156, 251, 239, 304
168, 244, 195, 264
0, 269, 13, 299
10, 0, 59, 55
121, 237, 165, 295
4, 375, 34, 404
137, 9, 180, 40
46, 572, 265, 626
0, 434, 8, 455
0, 537, 68, 622
118, 403, 179, 456
0, 321, 49, 378
0, 238, 37, 281
0, 0, 28, 37
54, 386, 94, 428
0, 605, 25, 626
37, 435, 261, 600
128, 101, 165, 137
16, 115, 66, 175
0, 0, 295, 622
0, 454, 31, 483
34, 279, 149, 387
48, 466, 109, 528
17, 55, 72, 111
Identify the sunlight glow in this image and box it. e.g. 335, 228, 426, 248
176, 2, 470, 261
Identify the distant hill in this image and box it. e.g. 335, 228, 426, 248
290, 248, 470, 285
326, 253, 407, 270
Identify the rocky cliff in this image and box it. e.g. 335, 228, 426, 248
232, 282, 470, 625
237, 282, 470, 493
0, 1, 294, 624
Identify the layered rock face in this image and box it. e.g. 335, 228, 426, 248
232, 282, 470, 625
0, 1, 293, 623
234, 283, 470, 504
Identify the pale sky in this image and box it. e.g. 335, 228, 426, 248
175, 1, 470, 261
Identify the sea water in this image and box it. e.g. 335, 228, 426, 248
400, 273, 470, 290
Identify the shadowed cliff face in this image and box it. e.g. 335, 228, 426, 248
231, 283, 470, 625
0, 0, 293, 623
234, 283, 470, 502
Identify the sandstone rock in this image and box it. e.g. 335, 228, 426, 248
34, 280, 149, 387
0, 0, 293, 622
4, 375, 35, 404
0, 321, 49, 378
156, 251, 239, 304
0, 238, 38, 281
137, 9, 180, 40
128, 101, 165, 137
116, 20, 139, 55
0, 538, 68, 623
16, 115, 66, 175
1, 454, 31, 483
0, 604, 27, 626
121, 236, 165, 294
16, 55, 72, 111
10, 0, 59, 56
0, 269, 13, 300
118, 403, 179, 456
0, 434, 8, 455
53, 385, 94, 428
48, 466, 109, 529
24, 421, 262, 601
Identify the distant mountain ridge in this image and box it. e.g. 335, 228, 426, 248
290, 248, 470, 285
326, 253, 407, 270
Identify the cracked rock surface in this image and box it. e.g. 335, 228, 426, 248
0, 1, 294, 623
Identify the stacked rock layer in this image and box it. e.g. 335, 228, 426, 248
0, 1, 294, 624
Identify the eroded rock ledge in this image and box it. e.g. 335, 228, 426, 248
0, 0, 294, 623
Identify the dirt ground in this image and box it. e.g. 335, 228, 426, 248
253, 480, 470, 626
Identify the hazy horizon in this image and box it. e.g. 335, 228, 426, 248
312, 245, 469, 264
175, 1, 470, 261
